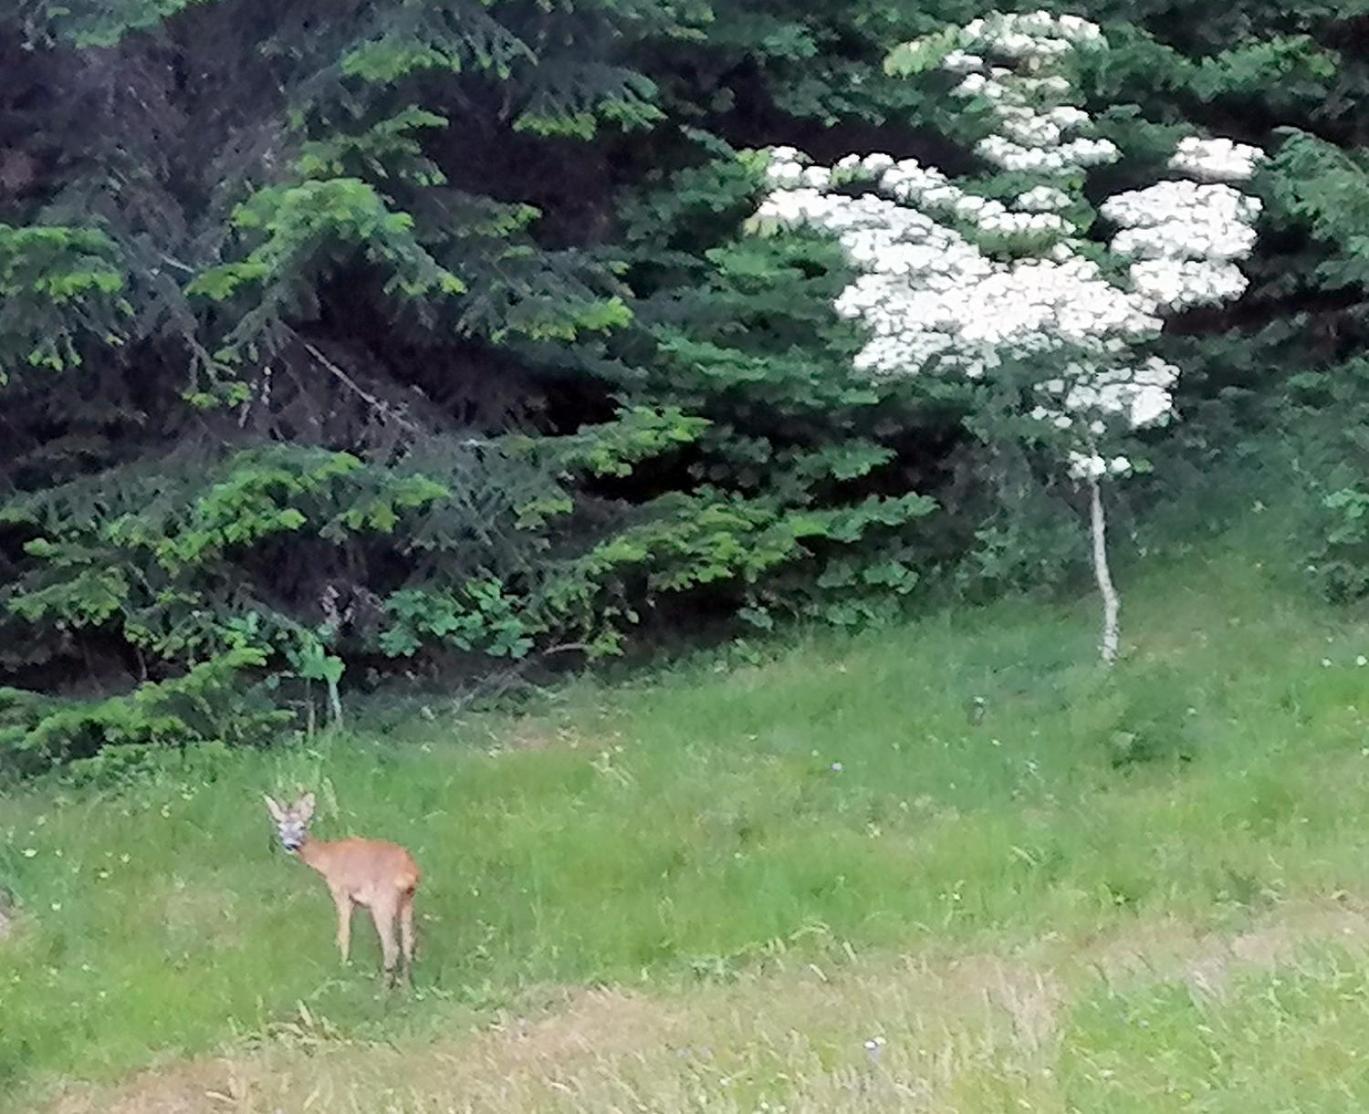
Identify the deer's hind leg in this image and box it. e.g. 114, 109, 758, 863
398, 889, 417, 985
369, 896, 401, 987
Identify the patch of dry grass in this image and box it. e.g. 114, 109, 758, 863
29, 900, 1369, 1114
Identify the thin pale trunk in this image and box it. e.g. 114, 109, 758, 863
1088, 477, 1120, 665
327, 679, 344, 728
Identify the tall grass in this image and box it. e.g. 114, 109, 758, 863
6, 540, 1369, 1103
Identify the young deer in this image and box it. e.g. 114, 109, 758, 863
263, 792, 421, 986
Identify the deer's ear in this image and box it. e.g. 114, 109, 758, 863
263, 794, 285, 822
297, 792, 316, 822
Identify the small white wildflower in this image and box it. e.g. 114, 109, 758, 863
22, 848, 37, 858
831, 762, 844, 773
1357, 655, 1367, 667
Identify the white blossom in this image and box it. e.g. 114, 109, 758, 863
1046, 106, 1090, 131
1015, 186, 1072, 212
749, 9, 1262, 485
763, 159, 804, 188
1060, 357, 1179, 429
1067, 450, 1132, 479
1068, 451, 1107, 479
943, 50, 984, 73
1129, 259, 1250, 312
1169, 136, 1266, 183
1103, 181, 1261, 262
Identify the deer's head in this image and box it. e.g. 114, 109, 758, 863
263, 792, 315, 852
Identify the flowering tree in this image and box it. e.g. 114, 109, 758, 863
746, 10, 1264, 664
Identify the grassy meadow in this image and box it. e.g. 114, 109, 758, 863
9, 539, 1369, 1109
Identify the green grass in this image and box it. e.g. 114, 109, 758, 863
8, 540, 1369, 1108
1063, 945, 1369, 1109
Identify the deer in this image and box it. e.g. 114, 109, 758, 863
263, 791, 421, 987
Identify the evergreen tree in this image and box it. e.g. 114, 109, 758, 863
2, 0, 1366, 770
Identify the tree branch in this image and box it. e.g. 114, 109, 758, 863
301, 341, 421, 436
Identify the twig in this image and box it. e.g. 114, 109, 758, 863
159, 253, 197, 275
302, 341, 421, 435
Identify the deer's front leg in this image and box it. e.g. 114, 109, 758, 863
330, 888, 353, 964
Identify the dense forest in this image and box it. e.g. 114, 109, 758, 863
2, 0, 1368, 773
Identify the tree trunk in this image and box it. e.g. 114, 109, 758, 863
327, 679, 344, 729
1088, 477, 1120, 665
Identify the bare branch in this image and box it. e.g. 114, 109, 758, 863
301, 340, 421, 436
